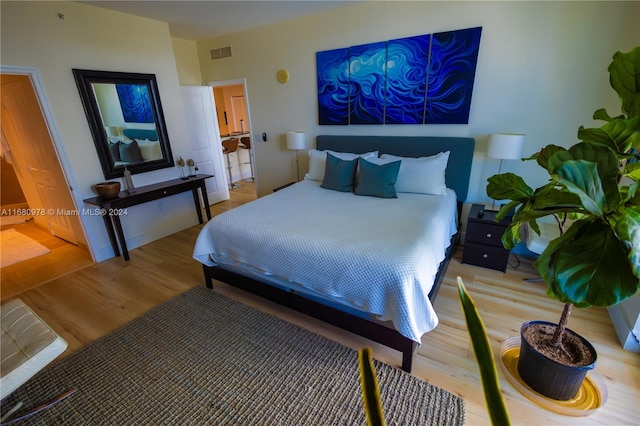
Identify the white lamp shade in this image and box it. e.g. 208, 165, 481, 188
286, 131, 306, 150
487, 133, 525, 160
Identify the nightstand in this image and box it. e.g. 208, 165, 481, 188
462, 204, 512, 272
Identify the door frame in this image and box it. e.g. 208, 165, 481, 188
1, 65, 94, 260
208, 78, 258, 194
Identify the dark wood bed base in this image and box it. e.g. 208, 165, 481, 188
202, 230, 459, 373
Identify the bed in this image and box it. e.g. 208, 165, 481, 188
193, 135, 475, 372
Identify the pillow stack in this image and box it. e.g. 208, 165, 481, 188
307, 149, 450, 198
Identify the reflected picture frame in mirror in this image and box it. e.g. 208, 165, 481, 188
72, 69, 174, 179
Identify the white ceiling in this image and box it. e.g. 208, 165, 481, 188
80, 1, 361, 41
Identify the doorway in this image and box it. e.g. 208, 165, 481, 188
210, 79, 257, 197
1, 71, 93, 299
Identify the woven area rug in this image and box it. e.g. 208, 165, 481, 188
0, 229, 50, 268
0, 286, 465, 425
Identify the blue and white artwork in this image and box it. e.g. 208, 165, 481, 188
316, 27, 482, 125
116, 84, 154, 123
385, 34, 431, 125
348, 41, 387, 125
425, 27, 482, 124
317, 48, 350, 125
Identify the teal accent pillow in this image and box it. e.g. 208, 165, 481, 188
109, 141, 122, 161
119, 140, 142, 162
355, 157, 401, 198
321, 153, 358, 192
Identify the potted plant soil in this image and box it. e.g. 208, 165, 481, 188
486, 46, 640, 401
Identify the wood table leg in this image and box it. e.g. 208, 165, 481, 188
101, 212, 120, 257
192, 189, 204, 224
200, 183, 212, 221
111, 214, 129, 261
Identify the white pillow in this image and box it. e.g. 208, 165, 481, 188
138, 140, 162, 161
108, 135, 133, 144
304, 149, 378, 181
379, 151, 450, 195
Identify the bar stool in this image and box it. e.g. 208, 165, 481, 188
239, 137, 255, 182
221, 138, 241, 189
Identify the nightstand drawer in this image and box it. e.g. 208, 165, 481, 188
466, 222, 507, 247
462, 242, 510, 272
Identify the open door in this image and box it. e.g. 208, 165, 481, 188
1, 74, 79, 244
180, 86, 229, 205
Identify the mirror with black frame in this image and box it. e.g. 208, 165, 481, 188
72, 69, 174, 179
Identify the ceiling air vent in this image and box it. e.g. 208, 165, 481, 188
209, 46, 232, 60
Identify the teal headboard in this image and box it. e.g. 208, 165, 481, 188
122, 128, 158, 141
316, 135, 475, 202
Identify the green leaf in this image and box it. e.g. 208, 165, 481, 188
535, 145, 567, 173
613, 203, 640, 278
500, 222, 523, 250
535, 220, 639, 307
486, 173, 533, 202
555, 161, 605, 215
457, 278, 510, 426
529, 184, 583, 213
553, 143, 622, 214
577, 116, 640, 154
358, 347, 386, 426
494, 200, 520, 222
609, 46, 640, 118
623, 161, 640, 181
592, 108, 622, 122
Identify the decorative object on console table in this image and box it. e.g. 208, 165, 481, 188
462, 204, 512, 272
84, 175, 213, 261
487, 133, 525, 210
176, 157, 188, 180
123, 167, 135, 194
286, 131, 305, 181
186, 159, 196, 177
94, 181, 121, 199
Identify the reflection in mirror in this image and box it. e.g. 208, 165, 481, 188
72, 69, 174, 179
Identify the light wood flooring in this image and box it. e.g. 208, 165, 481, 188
1, 220, 93, 301
3, 181, 639, 425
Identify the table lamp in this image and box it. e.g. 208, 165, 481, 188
286, 131, 306, 181
487, 133, 525, 209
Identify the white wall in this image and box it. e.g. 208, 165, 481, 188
196, 1, 639, 199
1, 1, 198, 261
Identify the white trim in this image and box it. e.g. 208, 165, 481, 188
1, 65, 96, 261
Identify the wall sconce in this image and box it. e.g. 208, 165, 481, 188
286, 131, 306, 181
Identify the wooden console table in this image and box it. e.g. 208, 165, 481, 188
84, 174, 213, 261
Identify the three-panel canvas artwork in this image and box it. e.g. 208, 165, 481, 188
317, 27, 482, 125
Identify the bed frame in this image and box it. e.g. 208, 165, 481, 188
202, 135, 475, 372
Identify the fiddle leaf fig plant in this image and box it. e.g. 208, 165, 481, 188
487, 47, 640, 344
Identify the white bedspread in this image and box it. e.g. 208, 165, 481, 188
193, 180, 458, 342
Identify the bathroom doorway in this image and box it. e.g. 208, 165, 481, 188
1, 71, 93, 299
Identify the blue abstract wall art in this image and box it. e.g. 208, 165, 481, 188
425, 27, 482, 124
316, 26, 482, 125
317, 48, 350, 125
386, 34, 431, 125
348, 41, 387, 125
116, 83, 154, 123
